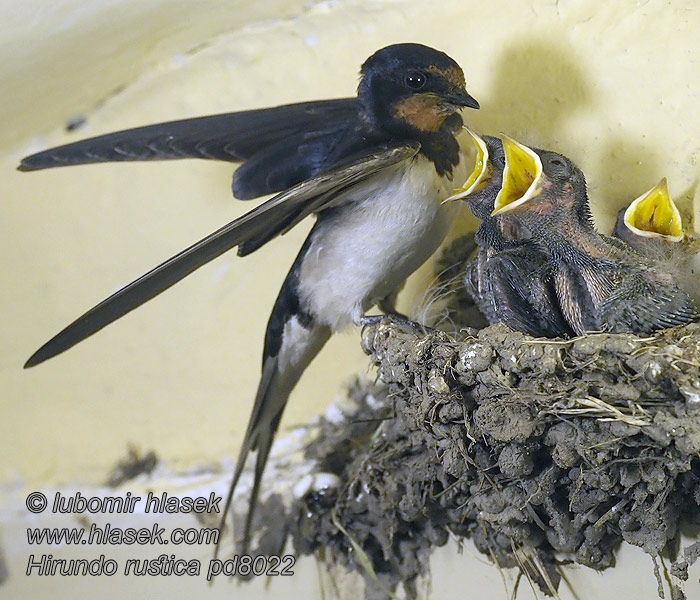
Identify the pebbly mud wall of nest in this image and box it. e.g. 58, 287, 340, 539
238, 238, 700, 600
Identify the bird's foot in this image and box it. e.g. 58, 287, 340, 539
359, 313, 436, 335
377, 296, 402, 317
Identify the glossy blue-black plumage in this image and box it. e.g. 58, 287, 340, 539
21, 43, 481, 556
22, 43, 479, 370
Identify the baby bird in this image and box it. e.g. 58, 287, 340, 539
445, 131, 571, 337
613, 178, 684, 255
490, 137, 698, 335
613, 178, 700, 307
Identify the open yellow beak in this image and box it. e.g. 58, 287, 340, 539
491, 136, 542, 216
443, 128, 490, 203
623, 178, 684, 242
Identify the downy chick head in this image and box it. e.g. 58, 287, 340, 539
614, 178, 700, 306
613, 178, 684, 256
359, 43, 479, 138
489, 135, 592, 245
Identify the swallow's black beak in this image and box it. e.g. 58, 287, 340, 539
442, 88, 480, 109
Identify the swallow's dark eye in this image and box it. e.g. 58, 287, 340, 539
404, 71, 426, 90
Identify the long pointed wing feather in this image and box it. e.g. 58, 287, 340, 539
25, 143, 419, 367
18, 99, 358, 171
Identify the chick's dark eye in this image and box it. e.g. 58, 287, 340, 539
546, 155, 569, 173
404, 71, 426, 90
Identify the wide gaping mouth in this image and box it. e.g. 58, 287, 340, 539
624, 178, 684, 242
491, 136, 542, 216
443, 128, 490, 203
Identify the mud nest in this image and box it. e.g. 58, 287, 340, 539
239, 237, 700, 599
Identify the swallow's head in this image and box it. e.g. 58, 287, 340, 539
614, 178, 684, 249
490, 136, 590, 231
443, 130, 504, 219
359, 43, 479, 136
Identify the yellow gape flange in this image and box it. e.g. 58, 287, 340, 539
443, 128, 490, 203
624, 178, 684, 242
492, 135, 542, 216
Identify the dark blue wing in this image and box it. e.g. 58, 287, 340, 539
24, 142, 420, 368
18, 98, 360, 198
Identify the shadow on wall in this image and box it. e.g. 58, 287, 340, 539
468, 37, 594, 147
463, 36, 694, 230
593, 135, 665, 229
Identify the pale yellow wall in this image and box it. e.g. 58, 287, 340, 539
6, 0, 699, 489
2, 0, 700, 597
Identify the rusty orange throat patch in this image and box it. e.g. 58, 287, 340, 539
392, 95, 454, 132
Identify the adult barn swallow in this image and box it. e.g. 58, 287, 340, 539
445, 131, 572, 337
491, 138, 698, 335
20, 43, 479, 549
